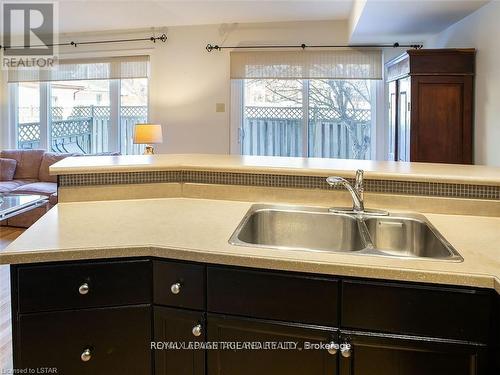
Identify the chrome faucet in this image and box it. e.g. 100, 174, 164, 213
327, 170, 365, 213
326, 169, 387, 216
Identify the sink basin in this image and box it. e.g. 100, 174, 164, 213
229, 204, 463, 262
364, 215, 461, 260
233, 206, 364, 252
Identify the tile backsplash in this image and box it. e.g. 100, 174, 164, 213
58, 171, 500, 200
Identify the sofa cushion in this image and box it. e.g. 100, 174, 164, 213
39, 152, 74, 183
12, 181, 57, 196
0, 150, 45, 179
0, 179, 36, 194
0, 158, 17, 180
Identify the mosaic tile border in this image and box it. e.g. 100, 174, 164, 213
58, 171, 500, 200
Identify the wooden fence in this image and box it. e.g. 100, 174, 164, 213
242, 106, 371, 159
17, 106, 147, 155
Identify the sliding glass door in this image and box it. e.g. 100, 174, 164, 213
240, 79, 376, 159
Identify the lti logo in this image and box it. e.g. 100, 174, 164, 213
1, 1, 57, 68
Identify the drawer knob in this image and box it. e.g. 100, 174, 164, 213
78, 283, 89, 295
327, 341, 339, 355
192, 324, 202, 337
170, 282, 181, 295
340, 343, 352, 358
81, 348, 92, 362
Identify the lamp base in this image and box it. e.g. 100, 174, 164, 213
143, 145, 155, 155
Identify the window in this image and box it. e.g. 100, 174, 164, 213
231, 49, 382, 159
9, 56, 149, 155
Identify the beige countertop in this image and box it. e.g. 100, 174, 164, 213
1, 198, 499, 293
50, 154, 500, 186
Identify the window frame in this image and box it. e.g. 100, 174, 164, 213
230, 78, 381, 159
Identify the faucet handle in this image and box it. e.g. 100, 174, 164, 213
326, 176, 347, 186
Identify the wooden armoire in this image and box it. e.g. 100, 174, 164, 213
386, 49, 475, 164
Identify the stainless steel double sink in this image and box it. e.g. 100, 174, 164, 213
229, 204, 463, 262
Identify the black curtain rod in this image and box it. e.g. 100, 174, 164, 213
206, 42, 422, 52
1, 33, 167, 51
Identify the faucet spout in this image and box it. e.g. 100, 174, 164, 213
326, 176, 365, 212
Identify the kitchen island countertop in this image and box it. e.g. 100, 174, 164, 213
2, 197, 499, 293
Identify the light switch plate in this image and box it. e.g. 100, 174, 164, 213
216, 103, 225, 113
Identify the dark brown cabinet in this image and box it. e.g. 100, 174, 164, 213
386, 49, 475, 164
338, 331, 487, 375
154, 307, 205, 375
207, 314, 338, 375
10, 258, 499, 375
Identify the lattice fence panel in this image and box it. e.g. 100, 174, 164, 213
245, 106, 303, 120
18, 122, 41, 142
244, 106, 370, 122
121, 106, 148, 118
51, 119, 92, 138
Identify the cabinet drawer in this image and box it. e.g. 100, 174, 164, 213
17, 260, 151, 313
153, 260, 205, 310
16, 305, 151, 375
207, 267, 339, 326
342, 280, 493, 342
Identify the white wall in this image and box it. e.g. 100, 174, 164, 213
148, 20, 349, 154
426, 1, 500, 166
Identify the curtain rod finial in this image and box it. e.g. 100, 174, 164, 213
206, 44, 220, 52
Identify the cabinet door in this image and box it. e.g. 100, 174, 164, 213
16, 305, 151, 375
338, 331, 488, 375
154, 306, 205, 375
410, 75, 473, 164
207, 314, 338, 375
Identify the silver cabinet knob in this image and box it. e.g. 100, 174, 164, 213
340, 343, 352, 358
327, 341, 339, 355
192, 324, 202, 337
81, 348, 92, 362
170, 283, 181, 295
78, 283, 89, 295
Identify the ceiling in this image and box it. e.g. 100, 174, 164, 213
3, 0, 489, 39
55, 0, 353, 33
350, 0, 490, 42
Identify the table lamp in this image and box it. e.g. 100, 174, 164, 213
133, 124, 163, 155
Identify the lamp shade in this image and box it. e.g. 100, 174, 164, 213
133, 124, 163, 144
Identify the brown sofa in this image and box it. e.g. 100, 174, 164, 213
0, 149, 72, 227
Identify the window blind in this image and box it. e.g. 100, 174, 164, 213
230, 49, 382, 80
7, 55, 150, 83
